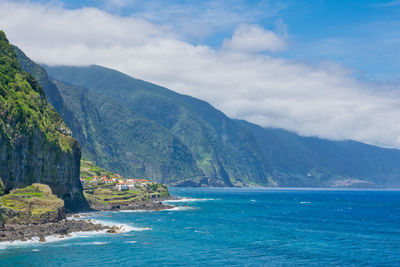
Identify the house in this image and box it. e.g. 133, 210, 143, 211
128, 184, 136, 190
133, 179, 149, 183
116, 183, 129, 191
126, 179, 136, 185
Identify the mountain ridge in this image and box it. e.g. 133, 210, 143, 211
12, 53, 400, 188
44, 64, 270, 186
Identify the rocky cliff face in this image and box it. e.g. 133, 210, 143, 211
0, 31, 88, 211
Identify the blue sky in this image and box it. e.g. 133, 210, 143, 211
28, 0, 400, 81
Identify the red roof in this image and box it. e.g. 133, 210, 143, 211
133, 179, 148, 182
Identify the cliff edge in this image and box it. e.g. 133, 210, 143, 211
0, 31, 88, 212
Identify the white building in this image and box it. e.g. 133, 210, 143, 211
116, 183, 129, 191
126, 179, 136, 186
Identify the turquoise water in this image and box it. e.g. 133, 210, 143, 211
1, 187, 400, 266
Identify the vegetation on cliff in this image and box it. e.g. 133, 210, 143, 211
0, 31, 87, 211
0, 33, 74, 153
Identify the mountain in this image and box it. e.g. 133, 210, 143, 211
53, 79, 204, 185
0, 31, 88, 211
11, 50, 399, 188
15, 51, 207, 185
237, 120, 400, 188
43, 65, 270, 187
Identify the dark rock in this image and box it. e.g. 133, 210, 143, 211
39, 235, 46, 242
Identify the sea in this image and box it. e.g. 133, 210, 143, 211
1, 187, 400, 266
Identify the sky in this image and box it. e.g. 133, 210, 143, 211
1, 0, 400, 148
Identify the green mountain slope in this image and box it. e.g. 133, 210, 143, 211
8, 52, 396, 188
44, 64, 400, 188
14, 50, 204, 185
44, 65, 269, 186
237, 120, 400, 187
0, 31, 88, 211
54, 80, 204, 185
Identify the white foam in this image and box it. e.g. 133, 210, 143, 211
162, 197, 215, 203
125, 241, 137, 244
0, 235, 69, 249
194, 230, 210, 234
91, 242, 109, 245
300, 201, 311, 204
0, 217, 150, 249
89, 218, 151, 232
162, 206, 194, 211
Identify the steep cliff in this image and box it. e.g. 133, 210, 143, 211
0, 31, 88, 211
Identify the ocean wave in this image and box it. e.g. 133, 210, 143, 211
162, 206, 194, 211
194, 230, 210, 234
0, 230, 107, 250
89, 219, 151, 232
125, 241, 138, 244
163, 197, 216, 203
91, 241, 109, 245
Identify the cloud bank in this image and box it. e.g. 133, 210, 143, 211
1, 0, 400, 148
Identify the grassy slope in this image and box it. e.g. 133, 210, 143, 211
0, 32, 75, 153
0, 184, 64, 224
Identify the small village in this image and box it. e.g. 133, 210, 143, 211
79, 160, 169, 209
79, 159, 155, 191
80, 174, 150, 191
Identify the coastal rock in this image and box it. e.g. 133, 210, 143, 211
0, 218, 116, 242
39, 235, 46, 242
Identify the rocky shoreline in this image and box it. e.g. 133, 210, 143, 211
0, 218, 121, 243
0, 196, 181, 243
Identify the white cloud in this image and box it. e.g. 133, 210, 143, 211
222, 24, 286, 52
2, 1, 400, 148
